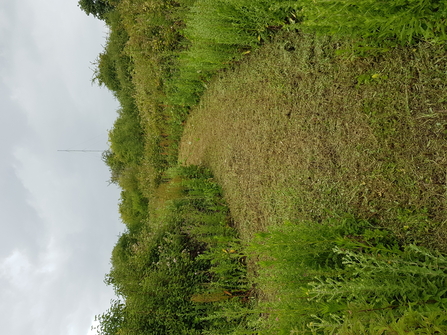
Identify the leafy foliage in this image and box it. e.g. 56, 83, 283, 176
95, 166, 250, 335
78, 0, 114, 20
91, 299, 124, 335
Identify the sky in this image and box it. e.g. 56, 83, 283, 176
0, 1, 124, 334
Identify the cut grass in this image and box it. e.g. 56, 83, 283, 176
179, 31, 447, 251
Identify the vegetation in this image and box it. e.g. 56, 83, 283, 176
93, 166, 250, 335
251, 218, 447, 333
80, 0, 447, 333
180, 31, 447, 250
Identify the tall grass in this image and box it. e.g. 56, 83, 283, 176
166, 0, 297, 106
167, 0, 447, 108
168, 165, 253, 334
251, 217, 447, 333
98, 0, 447, 192
89, 1, 447, 333
97, 165, 252, 334
299, 0, 447, 45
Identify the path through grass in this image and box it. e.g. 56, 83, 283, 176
179, 31, 447, 250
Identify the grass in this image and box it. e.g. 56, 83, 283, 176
87, 1, 447, 333
249, 218, 447, 333
179, 31, 447, 251
101, 165, 252, 334
177, 30, 447, 333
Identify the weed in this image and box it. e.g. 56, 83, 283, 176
251, 218, 447, 333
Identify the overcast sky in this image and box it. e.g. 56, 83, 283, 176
0, 1, 124, 334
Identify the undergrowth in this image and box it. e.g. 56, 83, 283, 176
95, 166, 251, 334
251, 218, 447, 334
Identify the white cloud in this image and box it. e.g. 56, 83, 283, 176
0, 243, 69, 335
13, 146, 83, 235
0, 249, 32, 290
0, 243, 66, 292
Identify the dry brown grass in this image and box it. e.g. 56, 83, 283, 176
178, 32, 447, 250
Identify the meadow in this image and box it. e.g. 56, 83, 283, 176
80, 0, 447, 333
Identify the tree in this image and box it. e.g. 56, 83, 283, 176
102, 149, 125, 184
92, 299, 124, 335
78, 0, 114, 20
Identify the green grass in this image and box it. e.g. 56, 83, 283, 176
100, 166, 251, 334
85, 0, 447, 333
179, 31, 447, 250
249, 218, 447, 334
178, 30, 447, 333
